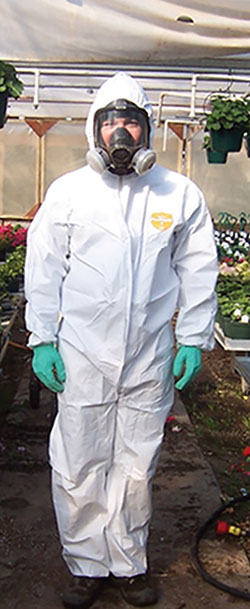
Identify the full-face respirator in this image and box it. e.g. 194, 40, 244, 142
86, 99, 156, 176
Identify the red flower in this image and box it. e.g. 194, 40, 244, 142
242, 447, 250, 457
10, 227, 27, 247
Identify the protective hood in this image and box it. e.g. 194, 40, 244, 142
85, 72, 154, 151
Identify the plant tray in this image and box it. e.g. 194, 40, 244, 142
224, 319, 250, 340
215, 322, 250, 351
234, 357, 250, 386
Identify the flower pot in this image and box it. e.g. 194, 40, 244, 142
223, 318, 250, 339
206, 149, 227, 164
245, 134, 250, 158
0, 92, 8, 129
210, 126, 245, 153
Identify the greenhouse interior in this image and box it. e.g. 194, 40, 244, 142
1, 0, 250, 223
1, 3, 250, 607
1, 66, 250, 223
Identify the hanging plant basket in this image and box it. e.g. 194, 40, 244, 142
0, 92, 8, 129
210, 126, 245, 153
206, 149, 227, 164
202, 134, 227, 164
0, 61, 24, 129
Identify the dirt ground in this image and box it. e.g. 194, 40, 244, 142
181, 345, 250, 501
1, 307, 250, 609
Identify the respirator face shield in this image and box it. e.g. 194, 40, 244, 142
86, 99, 156, 176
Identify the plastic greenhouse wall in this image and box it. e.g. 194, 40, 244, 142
0, 121, 180, 220
190, 129, 250, 221
0, 119, 249, 222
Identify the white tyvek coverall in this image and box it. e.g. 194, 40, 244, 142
25, 73, 218, 578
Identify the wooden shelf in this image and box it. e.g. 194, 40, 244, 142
0, 293, 24, 365
215, 323, 250, 394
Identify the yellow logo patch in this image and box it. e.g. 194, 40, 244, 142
151, 212, 173, 231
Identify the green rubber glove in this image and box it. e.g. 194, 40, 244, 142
173, 345, 201, 390
32, 343, 66, 393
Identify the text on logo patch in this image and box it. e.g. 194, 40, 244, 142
151, 212, 173, 231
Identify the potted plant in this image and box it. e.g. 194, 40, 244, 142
216, 262, 250, 339
0, 224, 14, 261
204, 94, 250, 153
0, 224, 27, 261
0, 245, 26, 292
202, 134, 227, 164
0, 275, 7, 302
10, 224, 28, 248
0, 60, 24, 128
214, 226, 250, 261
244, 132, 250, 158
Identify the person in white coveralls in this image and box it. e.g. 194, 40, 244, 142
24, 72, 218, 609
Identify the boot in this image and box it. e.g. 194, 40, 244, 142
62, 576, 103, 609
119, 572, 158, 606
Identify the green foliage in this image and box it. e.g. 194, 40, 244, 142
202, 134, 212, 150
0, 275, 7, 302
205, 94, 250, 132
0, 245, 26, 284
0, 60, 24, 99
214, 227, 250, 262
242, 416, 250, 430
196, 413, 222, 431
216, 272, 250, 321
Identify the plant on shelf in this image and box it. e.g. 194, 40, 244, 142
0, 60, 24, 128
0, 275, 8, 348
0, 224, 14, 260
0, 245, 26, 292
202, 134, 227, 164
204, 93, 250, 153
216, 259, 250, 339
217, 275, 250, 319
214, 227, 250, 264
0, 223, 27, 261
10, 225, 28, 248
0, 275, 7, 301
216, 210, 250, 231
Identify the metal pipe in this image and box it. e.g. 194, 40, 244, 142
15, 64, 250, 84
190, 74, 199, 118
8, 105, 207, 122
10, 65, 250, 123
156, 89, 206, 125
34, 69, 40, 109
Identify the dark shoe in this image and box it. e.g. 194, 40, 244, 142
62, 576, 102, 609
119, 572, 158, 607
